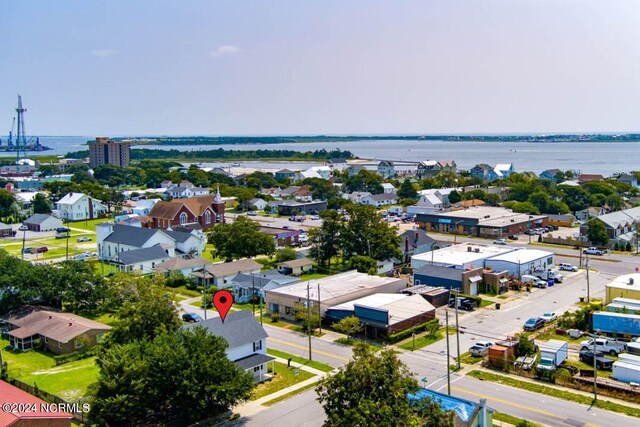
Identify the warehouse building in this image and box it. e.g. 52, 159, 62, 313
484, 248, 555, 277
415, 206, 547, 238
324, 293, 436, 337
265, 270, 407, 321
413, 264, 484, 295
605, 273, 640, 304
411, 243, 515, 270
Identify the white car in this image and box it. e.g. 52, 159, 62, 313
18, 225, 28, 231
310, 215, 320, 220
493, 238, 507, 245
540, 312, 557, 323
247, 211, 258, 216
559, 263, 578, 272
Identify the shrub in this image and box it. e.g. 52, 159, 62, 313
271, 313, 280, 323
275, 247, 297, 263
384, 319, 440, 344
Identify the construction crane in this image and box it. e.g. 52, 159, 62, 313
8, 116, 15, 148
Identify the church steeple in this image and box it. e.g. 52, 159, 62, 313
214, 184, 222, 203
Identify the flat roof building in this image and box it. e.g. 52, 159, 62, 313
88, 136, 131, 168
411, 242, 515, 270
605, 273, 640, 304
484, 248, 555, 277
415, 206, 547, 238
265, 270, 407, 320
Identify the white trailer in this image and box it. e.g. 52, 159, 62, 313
613, 353, 640, 384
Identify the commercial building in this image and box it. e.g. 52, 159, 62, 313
484, 248, 555, 277
88, 136, 131, 168
265, 270, 407, 320
325, 294, 435, 337
605, 273, 640, 304
400, 285, 450, 307
410, 243, 515, 270
413, 264, 484, 295
415, 206, 547, 238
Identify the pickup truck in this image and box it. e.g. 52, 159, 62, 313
469, 341, 495, 357
579, 350, 614, 370
536, 270, 564, 283
579, 338, 626, 356
583, 247, 605, 256
448, 297, 477, 311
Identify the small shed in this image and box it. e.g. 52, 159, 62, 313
487, 342, 517, 370
0, 222, 16, 237
23, 213, 64, 232
277, 258, 313, 276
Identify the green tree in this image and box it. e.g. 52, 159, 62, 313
90, 327, 254, 425
447, 190, 462, 204
303, 177, 339, 200
308, 210, 343, 268
333, 316, 361, 339
275, 247, 297, 263
587, 218, 609, 247
397, 179, 417, 199
0, 189, 15, 221
107, 276, 182, 346
412, 396, 455, 427
341, 204, 402, 261
316, 343, 451, 427
559, 185, 590, 212
348, 255, 378, 274
294, 302, 321, 332
344, 170, 384, 194
606, 194, 624, 211
515, 333, 535, 357
208, 216, 276, 261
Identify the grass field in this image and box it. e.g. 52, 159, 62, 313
262, 380, 321, 406
1, 339, 99, 401
250, 361, 314, 400
266, 349, 334, 373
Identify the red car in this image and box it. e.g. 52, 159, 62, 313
35, 246, 48, 254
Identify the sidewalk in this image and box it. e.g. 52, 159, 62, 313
235, 356, 329, 417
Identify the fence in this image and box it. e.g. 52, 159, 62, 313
10, 378, 89, 423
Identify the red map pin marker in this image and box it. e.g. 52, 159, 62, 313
213, 290, 234, 323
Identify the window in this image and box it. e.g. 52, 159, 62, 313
253, 340, 263, 352
204, 210, 211, 224
75, 340, 83, 349
179, 212, 188, 224
254, 365, 261, 372
58, 342, 62, 349
285, 306, 291, 315
44, 337, 48, 344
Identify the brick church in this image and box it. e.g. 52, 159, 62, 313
145, 186, 225, 231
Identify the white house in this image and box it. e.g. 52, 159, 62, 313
488, 164, 514, 181
117, 246, 172, 274
191, 258, 262, 288
417, 193, 443, 209
359, 193, 398, 207
249, 198, 268, 210
183, 310, 275, 382
167, 184, 210, 199
132, 199, 160, 216
96, 223, 206, 262
53, 192, 106, 221
381, 183, 397, 194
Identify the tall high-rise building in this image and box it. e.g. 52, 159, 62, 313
88, 137, 131, 168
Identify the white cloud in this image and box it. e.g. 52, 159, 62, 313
211, 45, 240, 58
91, 49, 119, 58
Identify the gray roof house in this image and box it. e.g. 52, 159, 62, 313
231, 270, 300, 303
183, 310, 275, 381
116, 245, 171, 273
190, 258, 262, 288
399, 229, 436, 262
23, 213, 64, 232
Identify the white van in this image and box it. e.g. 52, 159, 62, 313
521, 275, 538, 284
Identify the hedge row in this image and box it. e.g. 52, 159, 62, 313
384, 319, 440, 344
53, 348, 98, 366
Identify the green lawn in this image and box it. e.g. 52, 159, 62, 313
250, 361, 314, 400
266, 349, 334, 372
493, 411, 541, 427
1, 339, 99, 401
397, 327, 454, 351
459, 351, 484, 365
262, 380, 321, 406
67, 218, 111, 233
467, 370, 640, 418
479, 299, 495, 308
334, 337, 382, 352
297, 272, 330, 281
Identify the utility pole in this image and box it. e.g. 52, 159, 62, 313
454, 290, 461, 370
445, 310, 451, 395
307, 282, 312, 361
586, 253, 590, 303
202, 264, 209, 320
21, 226, 26, 260
252, 272, 256, 315
593, 334, 598, 402
317, 282, 322, 335
65, 218, 69, 261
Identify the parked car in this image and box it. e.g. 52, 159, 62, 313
35, 246, 48, 254
579, 350, 614, 370
310, 215, 320, 220
508, 234, 519, 240
18, 224, 28, 231
22, 247, 34, 254
540, 312, 557, 323
469, 341, 495, 357
77, 236, 92, 242
449, 297, 477, 311
182, 313, 203, 323
493, 238, 507, 245
56, 227, 70, 233
247, 211, 258, 216
298, 234, 309, 243
533, 279, 549, 289
559, 263, 578, 272
523, 317, 545, 331
583, 247, 605, 256
580, 338, 626, 356
525, 229, 536, 235
74, 253, 90, 261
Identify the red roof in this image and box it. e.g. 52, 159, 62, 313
0, 380, 73, 426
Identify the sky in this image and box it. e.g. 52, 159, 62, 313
1, 0, 640, 136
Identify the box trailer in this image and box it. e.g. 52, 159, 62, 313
592, 311, 640, 337
537, 339, 568, 371
613, 353, 640, 384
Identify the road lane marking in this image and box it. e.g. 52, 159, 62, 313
451, 386, 599, 427
269, 337, 350, 362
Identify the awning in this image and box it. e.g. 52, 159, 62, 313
499, 278, 509, 283
234, 353, 276, 370
469, 275, 482, 283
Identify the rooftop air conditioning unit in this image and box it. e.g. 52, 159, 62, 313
467, 246, 473, 252
630, 278, 635, 285
475, 248, 480, 253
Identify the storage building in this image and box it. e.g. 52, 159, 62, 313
411, 242, 515, 270
484, 248, 555, 278
265, 270, 407, 321
413, 264, 484, 295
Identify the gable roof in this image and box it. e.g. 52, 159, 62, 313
201, 258, 262, 277
24, 213, 58, 225
164, 229, 198, 243
117, 246, 170, 265
182, 310, 267, 348
0, 222, 11, 230
5, 306, 111, 344
153, 256, 211, 273
104, 224, 163, 246
0, 380, 73, 424
399, 229, 436, 250
232, 270, 300, 289
57, 192, 86, 205
148, 201, 188, 220
277, 258, 313, 268
369, 193, 397, 202
171, 196, 215, 216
